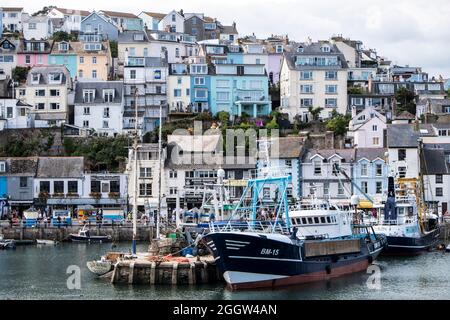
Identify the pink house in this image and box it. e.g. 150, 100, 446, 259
17, 39, 53, 68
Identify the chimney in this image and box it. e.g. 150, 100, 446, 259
232, 21, 236, 29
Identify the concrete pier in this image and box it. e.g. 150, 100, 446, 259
109, 255, 221, 285
0, 222, 156, 242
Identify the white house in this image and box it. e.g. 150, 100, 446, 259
22, 15, 51, 40
123, 56, 168, 134
73, 81, 124, 137
348, 106, 387, 148
138, 12, 165, 31
167, 63, 191, 113
0, 38, 18, 79
2, 7, 25, 32
0, 99, 31, 130
219, 23, 239, 43
47, 7, 90, 33
159, 10, 185, 33
422, 147, 450, 217
280, 41, 348, 122
16, 65, 72, 128
386, 124, 420, 179
82, 172, 128, 208
126, 143, 167, 216
301, 149, 355, 204
34, 157, 85, 202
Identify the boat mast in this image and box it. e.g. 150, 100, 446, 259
156, 102, 162, 239
132, 88, 139, 255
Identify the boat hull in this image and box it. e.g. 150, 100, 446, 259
69, 235, 112, 243
204, 232, 385, 290
383, 228, 441, 255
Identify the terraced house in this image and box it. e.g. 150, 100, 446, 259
16, 39, 53, 68
0, 38, 18, 78
16, 65, 72, 128
280, 41, 348, 122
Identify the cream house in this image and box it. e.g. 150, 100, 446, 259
280, 41, 348, 122
16, 65, 72, 127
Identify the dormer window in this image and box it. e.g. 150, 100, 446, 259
31, 73, 40, 84
321, 45, 331, 53
103, 89, 115, 103
276, 45, 283, 53
48, 73, 62, 84
133, 33, 144, 41
83, 89, 96, 103
297, 46, 304, 53
59, 42, 69, 52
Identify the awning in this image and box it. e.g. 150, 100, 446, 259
358, 200, 374, 209
46, 198, 126, 206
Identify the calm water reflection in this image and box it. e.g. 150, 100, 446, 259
1, 243, 449, 300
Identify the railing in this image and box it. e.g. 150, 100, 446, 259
210, 220, 290, 234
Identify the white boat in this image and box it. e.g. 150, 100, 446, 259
87, 257, 113, 276
36, 239, 58, 245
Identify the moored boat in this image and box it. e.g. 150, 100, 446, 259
36, 239, 58, 245
69, 226, 112, 243
203, 141, 386, 290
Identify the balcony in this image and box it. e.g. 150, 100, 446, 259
235, 90, 269, 103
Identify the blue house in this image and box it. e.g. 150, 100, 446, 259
48, 41, 78, 78
81, 12, 119, 41
189, 62, 211, 113
210, 63, 271, 118
353, 148, 388, 200
100, 10, 143, 31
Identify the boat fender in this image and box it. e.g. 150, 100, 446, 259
368, 256, 373, 264
325, 265, 331, 274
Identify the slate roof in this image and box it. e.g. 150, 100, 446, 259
394, 111, 415, 120
36, 157, 84, 178
118, 30, 149, 42
23, 15, 48, 23
283, 42, 349, 70
27, 65, 70, 86
101, 10, 139, 19
74, 81, 123, 104
17, 40, 53, 54
355, 148, 387, 161
168, 134, 222, 153
54, 8, 91, 17
421, 148, 449, 175
303, 149, 355, 163
0, 157, 38, 176
1, 7, 23, 12
142, 12, 166, 20
268, 137, 305, 159
386, 124, 420, 148
221, 25, 238, 35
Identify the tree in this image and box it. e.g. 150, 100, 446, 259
395, 87, 416, 115
265, 116, 279, 130
109, 40, 118, 58
326, 111, 351, 136
308, 106, 324, 121
63, 135, 130, 171
32, 6, 56, 17
12, 67, 29, 82
51, 31, 77, 42
216, 111, 230, 126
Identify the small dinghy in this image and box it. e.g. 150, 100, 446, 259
69, 226, 112, 243
87, 257, 113, 276
36, 239, 58, 245
0, 239, 16, 250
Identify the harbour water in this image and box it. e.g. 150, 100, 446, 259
1, 243, 449, 300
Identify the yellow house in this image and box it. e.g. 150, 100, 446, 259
76, 41, 112, 81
